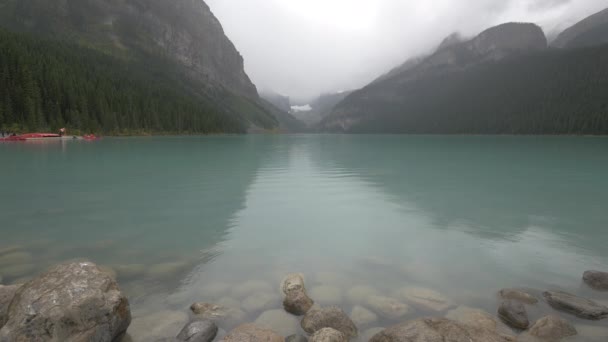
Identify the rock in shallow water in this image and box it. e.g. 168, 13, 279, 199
445, 306, 498, 332
0, 284, 20, 328
583, 270, 608, 291
310, 328, 347, 342
0, 261, 131, 341
350, 305, 378, 327
242, 292, 276, 313
128, 310, 189, 341
528, 315, 577, 341
366, 295, 411, 320
255, 309, 300, 337
284, 288, 314, 316
190, 303, 246, 329
346, 285, 378, 305
543, 291, 608, 320
396, 287, 454, 312
370, 317, 513, 342
498, 300, 529, 329
177, 320, 218, 342
286, 334, 308, 342
301, 306, 358, 339
498, 288, 538, 304
223, 323, 283, 342
282, 273, 306, 294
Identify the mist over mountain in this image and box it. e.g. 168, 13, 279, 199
321, 12, 608, 134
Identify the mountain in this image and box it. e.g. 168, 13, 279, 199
552, 8, 608, 49
292, 91, 353, 127
321, 22, 608, 134
260, 91, 291, 113
0, 0, 302, 133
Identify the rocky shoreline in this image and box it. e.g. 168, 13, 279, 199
1, 263, 607, 341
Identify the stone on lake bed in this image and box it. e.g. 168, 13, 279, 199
366, 295, 411, 320
346, 285, 379, 305
242, 292, 276, 313
284, 288, 314, 315
369, 317, 513, 342
498, 288, 538, 304
190, 303, 246, 329
255, 309, 300, 337
301, 306, 358, 339
129, 311, 188, 341
350, 305, 378, 327
286, 334, 308, 342
445, 306, 498, 331
543, 291, 608, 320
310, 327, 347, 342
396, 287, 455, 312
281, 273, 306, 294
176, 320, 218, 342
574, 324, 608, 341
224, 323, 284, 342
498, 300, 530, 329
310, 285, 343, 305
0, 261, 131, 342
526, 315, 577, 341
231, 280, 273, 298
359, 327, 385, 342
217, 296, 241, 309
583, 270, 608, 291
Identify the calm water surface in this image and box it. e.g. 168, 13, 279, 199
1, 135, 607, 340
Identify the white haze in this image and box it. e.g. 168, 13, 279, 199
206, 0, 607, 100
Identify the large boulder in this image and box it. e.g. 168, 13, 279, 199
0, 284, 20, 328
223, 323, 283, 342
0, 261, 131, 341
497, 300, 529, 329
583, 270, 608, 291
301, 307, 357, 339
176, 320, 218, 342
527, 315, 577, 341
369, 317, 513, 342
309, 328, 346, 342
284, 289, 314, 316
543, 291, 608, 320
498, 289, 538, 304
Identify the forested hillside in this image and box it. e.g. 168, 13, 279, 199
0, 29, 277, 134
322, 44, 608, 134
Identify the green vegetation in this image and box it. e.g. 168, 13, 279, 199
328, 45, 608, 134
0, 29, 274, 134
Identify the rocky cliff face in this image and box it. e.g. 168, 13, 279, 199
0, 0, 258, 99
552, 8, 608, 49
471, 23, 547, 56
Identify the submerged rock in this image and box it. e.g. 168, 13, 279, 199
223, 323, 283, 342
583, 270, 608, 291
242, 293, 276, 313
350, 305, 378, 327
498, 289, 538, 304
527, 315, 577, 341
284, 288, 314, 316
128, 310, 188, 341
190, 303, 246, 329
397, 287, 454, 312
0, 284, 20, 328
346, 285, 378, 305
369, 317, 513, 342
574, 324, 608, 341
282, 273, 306, 294
543, 291, 608, 320
286, 334, 308, 342
301, 306, 358, 339
445, 306, 498, 331
176, 320, 218, 342
0, 261, 131, 341
255, 309, 300, 337
310, 328, 347, 342
498, 300, 529, 329
366, 295, 411, 320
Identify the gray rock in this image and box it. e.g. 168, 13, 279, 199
543, 291, 608, 320
190, 303, 246, 329
498, 300, 529, 329
282, 273, 306, 294
528, 315, 577, 341
284, 289, 314, 316
0, 261, 131, 341
369, 317, 513, 342
583, 270, 608, 291
254, 309, 300, 337
310, 328, 347, 342
0, 284, 20, 328
223, 323, 284, 342
286, 334, 308, 342
498, 289, 538, 304
128, 310, 188, 341
350, 305, 378, 327
177, 320, 218, 342
396, 287, 454, 312
242, 293, 276, 313
366, 295, 411, 320
301, 306, 357, 339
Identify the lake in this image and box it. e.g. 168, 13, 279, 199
1, 135, 607, 341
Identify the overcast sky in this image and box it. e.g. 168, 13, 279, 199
206, 0, 607, 100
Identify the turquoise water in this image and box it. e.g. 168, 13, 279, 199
1, 135, 607, 340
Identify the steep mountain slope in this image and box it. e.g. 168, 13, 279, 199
293, 91, 354, 126
0, 0, 303, 133
321, 23, 608, 134
552, 8, 608, 49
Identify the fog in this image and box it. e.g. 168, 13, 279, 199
206, 0, 607, 100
